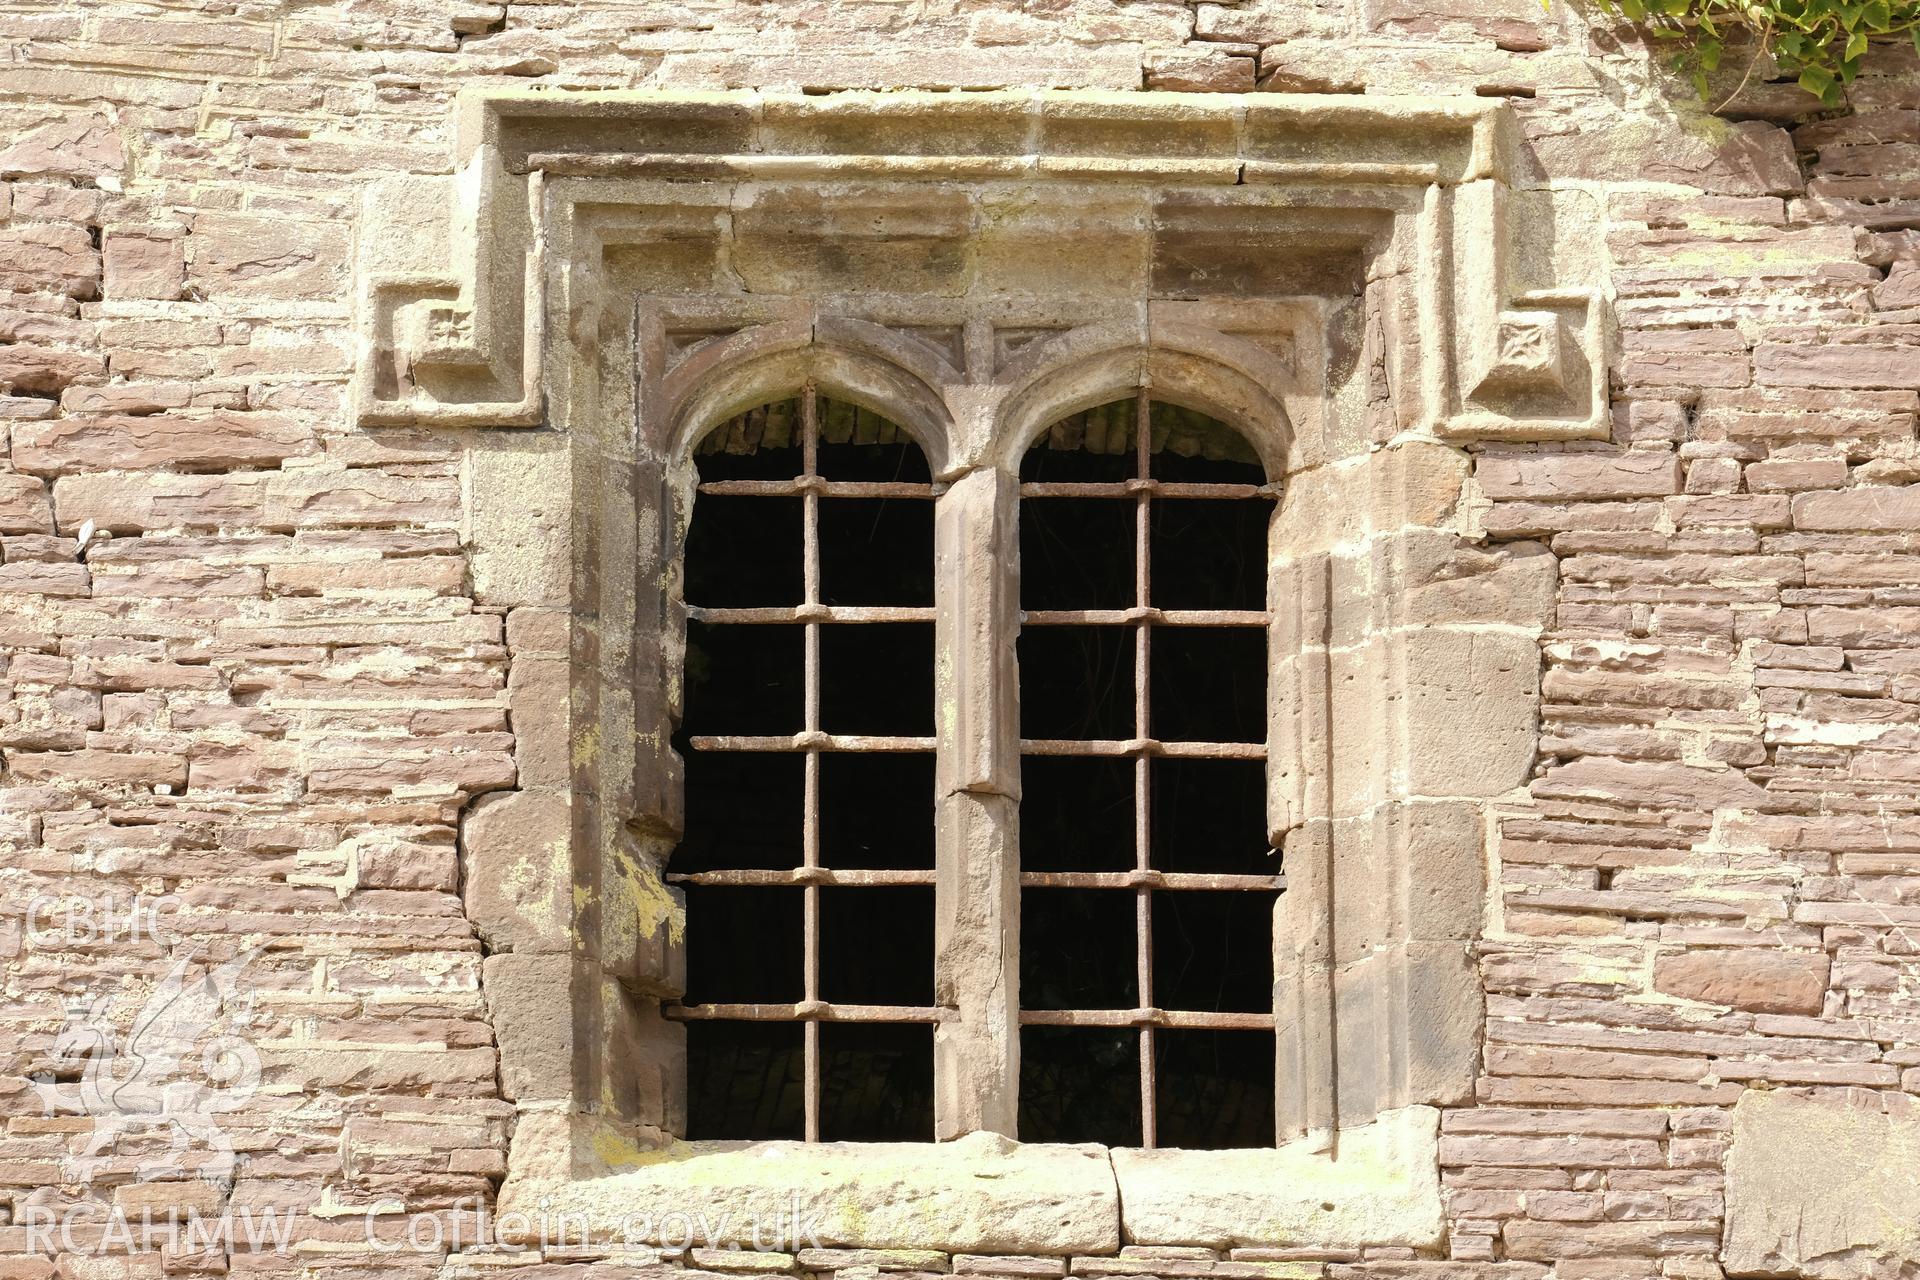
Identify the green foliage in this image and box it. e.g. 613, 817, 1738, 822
1588, 0, 1920, 106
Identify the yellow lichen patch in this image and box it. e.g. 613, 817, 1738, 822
604, 845, 685, 944
571, 723, 602, 769
589, 1125, 686, 1173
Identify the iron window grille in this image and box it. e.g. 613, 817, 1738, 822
664, 385, 1281, 1148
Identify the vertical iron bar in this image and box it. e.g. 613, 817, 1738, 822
1133, 387, 1156, 1150
801, 383, 822, 1143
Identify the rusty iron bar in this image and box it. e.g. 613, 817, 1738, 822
1018, 737, 1265, 759
689, 733, 937, 754
1019, 1008, 1277, 1031
667, 1002, 956, 1024
672, 869, 1281, 890
1020, 870, 1285, 892
699, 478, 937, 499
1023, 607, 1269, 628
670, 868, 937, 887
1018, 480, 1279, 501
801, 384, 823, 1143
691, 605, 935, 625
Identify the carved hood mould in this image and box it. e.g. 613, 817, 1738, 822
354, 88, 1608, 446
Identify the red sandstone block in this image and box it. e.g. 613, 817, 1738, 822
1486, 1046, 1710, 1084
1618, 330, 1750, 388
1755, 340, 1920, 389
1501, 1219, 1719, 1260
1441, 1109, 1669, 1138
1436, 1135, 1667, 1169
5, 748, 186, 788
186, 212, 349, 301
1482, 499, 1663, 537
1667, 494, 1792, 529
1746, 455, 1849, 491
13, 411, 317, 474
0, 112, 125, 179
1652, 948, 1828, 1015
0, 473, 52, 534
0, 562, 87, 595
1477, 452, 1683, 500
102, 227, 185, 300
0, 223, 98, 297
1806, 605, 1920, 647
0, 345, 104, 397
1793, 484, 1920, 531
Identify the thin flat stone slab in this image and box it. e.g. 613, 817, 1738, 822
500, 1127, 1120, 1255
1111, 1106, 1443, 1250
1725, 1090, 1920, 1278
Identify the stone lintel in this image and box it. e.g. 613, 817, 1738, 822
474, 88, 1505, 183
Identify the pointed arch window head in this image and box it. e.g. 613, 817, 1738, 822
663, 384, 1281, 1150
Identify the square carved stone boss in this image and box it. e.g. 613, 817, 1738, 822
357, 89, 1586, 1252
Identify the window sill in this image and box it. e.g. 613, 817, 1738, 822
499, 1107, 1441, 1256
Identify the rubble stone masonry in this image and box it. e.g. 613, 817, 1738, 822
4, 1, 1920, 1279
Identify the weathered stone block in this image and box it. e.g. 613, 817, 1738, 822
1113, 1107, 1443, 1250
483, 952, 576, 1102
0, 224, 99, 298
1725, 1091, 1920, 1278
12, 412, 316, 474
502, 1132, 1122, 1254
0, 473, 53, 535
187, 212, 349, 300
102, 229, 186, 300
0, 112, 125, 179
462, 789, 572, 954
1403, 628, 1540, 799
1475, 451, 1683, 500
1653, 949, 1828, 1015
1793, 484, 1920, 531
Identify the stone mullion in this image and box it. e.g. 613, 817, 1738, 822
1270, 549, 1338, 1147
931, 463, 1021, 1139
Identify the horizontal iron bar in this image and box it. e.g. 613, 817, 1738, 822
1020, 738, 1266, 760
669, 868, 936, 887
1019, 1008, 1277, 1031
690, 604, 935, 625
1019, 481, 1279, 501
699, 479, 936, 499
1021, 870, 1284, 892
689, 733, 937, 753
665, 1001, 954, 1024
1022, 607, 1269, 628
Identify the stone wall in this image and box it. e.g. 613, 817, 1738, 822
4, 1, 1920, 1278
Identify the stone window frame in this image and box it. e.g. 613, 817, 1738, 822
356, 88, 1594, 1254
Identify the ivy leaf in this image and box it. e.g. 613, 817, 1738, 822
1699, 35, 1724, 69
1846, 30, 1869, 58
1798, 63, 1836, 96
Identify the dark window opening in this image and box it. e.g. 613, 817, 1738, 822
1017, 392, 1281, 1150
673, 390, 937, 1143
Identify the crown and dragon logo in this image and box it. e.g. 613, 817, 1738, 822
30, 947, 265, 1188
